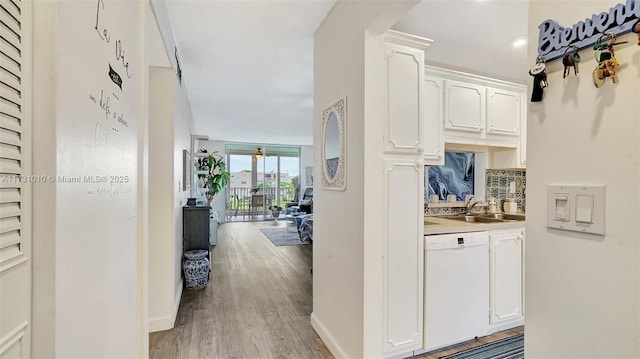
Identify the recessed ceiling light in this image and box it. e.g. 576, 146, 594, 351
512, 37, 527, 48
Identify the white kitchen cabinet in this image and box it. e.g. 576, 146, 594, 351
444, 80, 485, 136
486, 88, 521, 137
427, 66, 526, 159
489, 228, 524, 325
384, 42, 424, 155
382, 158, 425, 356
423, 76, 444, 165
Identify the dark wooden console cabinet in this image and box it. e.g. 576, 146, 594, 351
183, 206, 210, 252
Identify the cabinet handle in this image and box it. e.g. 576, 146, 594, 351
417, 146, 424, 152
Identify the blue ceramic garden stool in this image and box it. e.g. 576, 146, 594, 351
183, 249, 209, 289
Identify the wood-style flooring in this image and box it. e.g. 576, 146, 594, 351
149, 221, 524, 359
149, 221, 332, 359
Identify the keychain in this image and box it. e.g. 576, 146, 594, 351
529, 56, 547, 102
592, 33, 627, 88
562, 45, 581, 78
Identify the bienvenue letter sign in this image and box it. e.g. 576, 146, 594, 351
538, 0, 640, 60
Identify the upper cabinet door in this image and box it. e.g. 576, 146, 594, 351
444, 80, 485, 134
384, 43, 424, 154
487, 88, 521, 137
423, 76, 444, 165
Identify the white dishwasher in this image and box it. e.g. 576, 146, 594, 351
424, 231, 489, 352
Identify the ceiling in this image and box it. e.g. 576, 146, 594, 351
165, 0, 336, 146
165, 0, 528, 146
393, 0, 529, 84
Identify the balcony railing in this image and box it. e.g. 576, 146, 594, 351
226, 187, 296, 218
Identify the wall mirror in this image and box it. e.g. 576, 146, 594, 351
321, 97, 346, 191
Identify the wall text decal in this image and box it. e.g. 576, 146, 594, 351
538, 0, 640, 60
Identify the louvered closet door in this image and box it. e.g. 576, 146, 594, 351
0, 0, 31, 358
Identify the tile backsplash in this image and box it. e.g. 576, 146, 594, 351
424, 168, 526, 215
486, 169, 526, 211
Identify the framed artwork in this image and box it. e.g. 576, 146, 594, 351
183, 149, 191, 192
305, 166, 313, 186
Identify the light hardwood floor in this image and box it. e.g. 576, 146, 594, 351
149, 221, 523, 359
149, 221, 333, 359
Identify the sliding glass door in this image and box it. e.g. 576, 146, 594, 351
226, 145, 300, 221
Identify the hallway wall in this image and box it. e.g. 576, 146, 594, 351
525, 1, 640, 357
148, 0, 196, 332
31, 1, 149, 357
312, 2, 418, 358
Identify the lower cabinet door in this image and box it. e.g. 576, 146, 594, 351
489, 229, 524, 324
382, 158, 424, 356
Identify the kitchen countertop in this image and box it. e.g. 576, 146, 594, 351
424, 214, 525, 235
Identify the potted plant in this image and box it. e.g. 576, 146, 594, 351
269, 205, 283, 218
198, 151, 230, 202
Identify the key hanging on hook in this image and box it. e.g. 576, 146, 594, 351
562, 45, 581, 78
592, 32, 626, 88
529, 55, 547, 102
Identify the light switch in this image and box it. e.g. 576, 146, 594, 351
547, 185, 605, 236
575, 194, 594, 223
554, 194, 570, 221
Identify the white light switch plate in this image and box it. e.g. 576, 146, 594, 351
547, 185, 605, 236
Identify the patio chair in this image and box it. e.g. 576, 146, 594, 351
226, 194, 239, 221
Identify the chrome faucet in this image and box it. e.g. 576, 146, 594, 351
463, 195, 481, 215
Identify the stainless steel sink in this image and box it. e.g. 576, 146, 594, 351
440, 215, 505, 223
476, 213, 525, 221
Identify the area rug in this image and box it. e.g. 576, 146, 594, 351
440, 334, 524, 359
259, 228, 309, 247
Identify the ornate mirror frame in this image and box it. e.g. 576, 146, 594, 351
321, 96, 347, 191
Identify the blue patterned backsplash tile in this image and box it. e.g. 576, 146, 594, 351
486, 169, 526, 211
426, 152, 474, 202
424, 168, 526, 215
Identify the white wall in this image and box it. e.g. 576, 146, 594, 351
30, 1, 148, 357
313, 2, 417, 358
526, 1, 640, 357
148, 0, 194, 332
148, 67, 177, 332
173, 72, 193, 307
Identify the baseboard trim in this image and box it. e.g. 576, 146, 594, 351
310, 312, 349, 359
148, 316, 172, 333
148, 280, 183, 333
172, 279, 183, 326
488, 319, 524, 335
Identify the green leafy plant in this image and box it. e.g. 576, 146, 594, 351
200, 151, 229, 198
